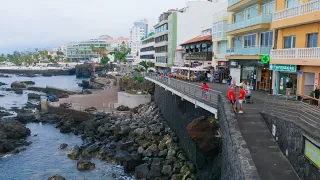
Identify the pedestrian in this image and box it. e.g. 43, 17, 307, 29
200, 82, 209, 100
227, 75, 232, 86
228, 87, 237, 113
314, 86, 320, 107
286, 78, 293, 97
229, 80, 236, 90
238, 86, 246, 113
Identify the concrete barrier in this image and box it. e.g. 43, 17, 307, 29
116, 91, 151, 108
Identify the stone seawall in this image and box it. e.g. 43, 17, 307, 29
0, 68, 75, 75
154, 85, 260, 180
261, 113, 320, 180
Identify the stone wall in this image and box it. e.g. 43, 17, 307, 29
261, 113, 320, 180
154, 85, 260, 180
117, 92, 151, 108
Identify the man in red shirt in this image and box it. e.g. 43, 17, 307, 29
228, 87, 237, 113
238, 86, 246, 113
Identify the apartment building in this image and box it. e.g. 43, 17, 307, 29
212, 10, 229, 69
154, 11, 173, 68
140, 32, 155, 66
270, 0, 320, 96
226, 0, 275, 91
129, 19, 149, 62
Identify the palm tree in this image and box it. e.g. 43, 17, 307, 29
139, 60, 151, 72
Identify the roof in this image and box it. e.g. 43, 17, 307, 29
180, 35, 212, 46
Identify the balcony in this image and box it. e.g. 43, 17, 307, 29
270, 47, 320, 66
272, 0, 320, 29
212, 32, 227, 41
183, 52, 213, 61
226, 46, 271, 59
227, 14, 272, 36
228, 0, 261, 12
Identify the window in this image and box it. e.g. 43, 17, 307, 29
244, 5, 258, 19
262, 0, 275, 14
233, 36, 242, 48
307, 33, 318, 48
261, 31, 273, 47
284, 36, 296, 48
212, 21, 223, 39
234, 12, 243, 23
286, 0, 297, 8
244, 34, 256, 47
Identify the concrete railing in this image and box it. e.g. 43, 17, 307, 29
273, 0, 320, 21
271, 47, 320, 59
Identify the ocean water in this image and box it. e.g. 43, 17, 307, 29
0, 75, 133, 180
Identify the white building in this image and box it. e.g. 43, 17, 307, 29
140, 32, 155, 66
174, 0, 228, 66
129, 19, 149, 62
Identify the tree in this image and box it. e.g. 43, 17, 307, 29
114, 42, 130, 63
100, 56, 110, 65
65, 58, 71, 63
0, 54, 6, 62
139, 60, 152, 72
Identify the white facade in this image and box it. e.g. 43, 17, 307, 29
129, 19, 148, 61
140, 35, 155, 66
174, 0, 228, 66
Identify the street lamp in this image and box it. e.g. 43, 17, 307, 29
188, 52, 191, 82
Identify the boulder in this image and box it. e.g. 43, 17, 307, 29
28, 93, 41, 100
0, 82, 7, 86
67, 145, 80, 160
48, 174, 65, 180
14, 90, 23, 94
161, 165, 172, 176
11, 81, 26, 89
77, 160, 95, 171
186, 116, 220, 154
81, 80, 90, 88
84, 107, 97, 112
83, 90, 92, 94
135, 164, 149, 179
16, 113, 37, 123
116, 105, 130, 111
58, 143, 68, 150
75, 64, 94, 78
147, 158, 163, 179
170, 174, 183, 180
82, 144, 100, 158
21, 81, 35, 85
123, 154, 143, 173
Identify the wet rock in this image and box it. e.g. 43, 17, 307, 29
0, 82, 7, 86
48, 174, 65, 180
116, 105, 130, 111
58, 143, 68, 150
14, 89, 23, 94
158, 149, 168, 157
11, 81, 27, 89
17, 113, 37, 124
170, 174, 183, 180
75, 64, 94, 78
120, 141, 134, 151
161, 165, 172, 176
147, 158, 163, 179
77, 160, 95, 171
135, 164, 149, 179
123, 154, 143, 173
28, 93, 41, 100
186, 116, 220, 154
82, 144, 100, 158
137, 146, 145, 154
80, 80, 90, 88
67, 145, 80, 160
21, 81, 35, 85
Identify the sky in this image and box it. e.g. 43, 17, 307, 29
0, 0, 190, 54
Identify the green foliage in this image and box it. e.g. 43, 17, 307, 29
114, 42, 130, 63
100, 56, 110, 65
137, 76, 143, 83
139, 60, 152, 72
134, 67, 145, 73
0, 54, 6, 62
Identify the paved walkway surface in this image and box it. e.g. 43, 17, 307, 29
202, 82, 300, 180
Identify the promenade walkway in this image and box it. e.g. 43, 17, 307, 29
197, 82, 300, 180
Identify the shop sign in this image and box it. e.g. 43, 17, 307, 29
218, 61, 227, 66
304, 138, 320, 169
261, 55, 270, 64
269, 64, 297, 72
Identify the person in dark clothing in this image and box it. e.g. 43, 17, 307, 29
314, 86, 320, 106
286, 79, 293, 96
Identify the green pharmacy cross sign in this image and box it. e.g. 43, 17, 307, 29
261, 54, 270, 64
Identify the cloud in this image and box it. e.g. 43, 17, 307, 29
0, 0, 189, 54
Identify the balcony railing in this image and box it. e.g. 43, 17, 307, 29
228, 0, 241, 7
212, 32, 227, 40
271, 47, 320, 59
226, 46, 272, 55
183, 52, 213, 61
273, 0, 320, 21
228, 14, 272, 32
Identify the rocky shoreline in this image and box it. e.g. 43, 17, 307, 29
14, 102, 196, 180
0, 68, 75, 76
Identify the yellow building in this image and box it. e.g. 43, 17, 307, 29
226, 0, 275, 91
270, 0, 320, 96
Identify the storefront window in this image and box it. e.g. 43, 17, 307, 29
278, 72, 297, 95
242, 66, 256, 89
